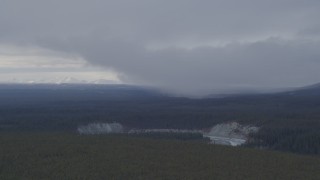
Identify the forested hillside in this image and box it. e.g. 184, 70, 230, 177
0, 84, 320, 154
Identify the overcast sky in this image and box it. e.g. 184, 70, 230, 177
1, 0, 320, 95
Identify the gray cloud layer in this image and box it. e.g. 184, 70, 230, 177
1, 0, 320, 95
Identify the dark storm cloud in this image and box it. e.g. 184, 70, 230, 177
1, 0, 320, 95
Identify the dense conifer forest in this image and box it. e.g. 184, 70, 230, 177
0, 133, 319, 180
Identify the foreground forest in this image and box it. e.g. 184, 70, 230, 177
0, 84, 320, 155
0, 133, 319, 180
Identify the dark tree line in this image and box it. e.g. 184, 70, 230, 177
247, 127, 320, 155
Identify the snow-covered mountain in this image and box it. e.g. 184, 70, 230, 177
4, 77, 119, 85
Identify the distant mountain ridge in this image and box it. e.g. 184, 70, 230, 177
2, 80, 320, 98
276, 82, 320, 97
2, 77, 119, 85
